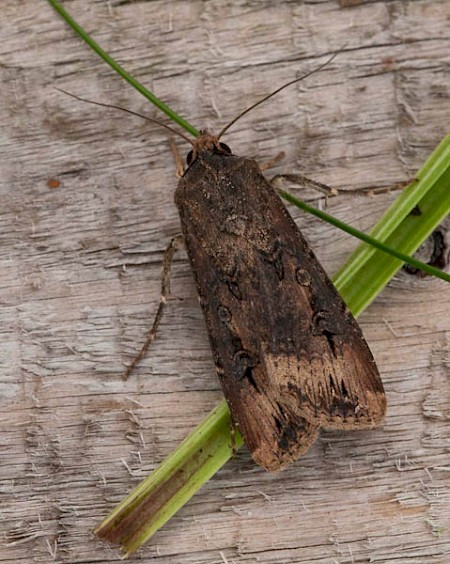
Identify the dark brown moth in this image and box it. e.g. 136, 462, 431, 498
58, 63, 386, 473
175, 131, 386, 472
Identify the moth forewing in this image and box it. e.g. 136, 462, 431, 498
175, 133, 386, 472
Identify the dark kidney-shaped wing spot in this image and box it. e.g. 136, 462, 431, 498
242, 365, 258, 389
232, 350, 259, 388
323, 330, 337, 356
311, 311, 339, 355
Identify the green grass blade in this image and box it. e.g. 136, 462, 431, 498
333, 132, 450, 315
279, 189, 450, 284
95, 402, 243, 557
95, 136, 450, 556
46, 0, 199, 137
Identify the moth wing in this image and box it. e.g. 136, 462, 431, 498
176, 154, 386, 471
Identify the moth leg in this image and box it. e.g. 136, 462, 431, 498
230, 421, 238, 458
123, 233, 184, 380
270, 173, 338, 199
339, 178, 416, 196
258, 151, 285, 171
271, 174, 413, 202
169, 138, 185, 177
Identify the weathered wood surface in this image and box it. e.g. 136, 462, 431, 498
1, 1, 449, 562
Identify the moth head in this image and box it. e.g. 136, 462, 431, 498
187, 130, 232, 165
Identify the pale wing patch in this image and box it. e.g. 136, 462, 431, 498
261, 350, 386, 431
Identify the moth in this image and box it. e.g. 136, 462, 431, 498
174, 130, 386, 472
61, 62, 386, 473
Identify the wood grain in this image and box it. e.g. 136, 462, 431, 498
1, 1, 449, 562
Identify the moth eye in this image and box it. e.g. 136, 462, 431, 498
219, 142, 232, 154
186, 150, 194, 165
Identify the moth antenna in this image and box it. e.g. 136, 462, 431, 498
217, 49, 342, 140
55, 88, 195, 146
